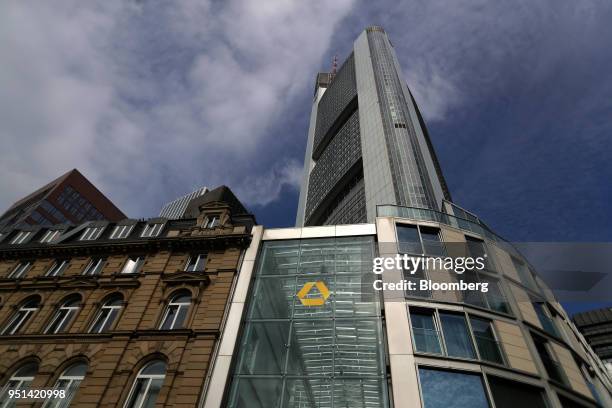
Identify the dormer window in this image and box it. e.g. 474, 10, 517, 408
110, 225, 133, 239
141, 223, 164, 238
80, 226, 105, 241
204, 215, 220, 229
40, 229, 61, 243
10, 231, 32, 245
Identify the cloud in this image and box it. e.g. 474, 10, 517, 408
0, 0, 355, 217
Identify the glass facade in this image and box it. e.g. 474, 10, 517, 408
227, 237, 388, 408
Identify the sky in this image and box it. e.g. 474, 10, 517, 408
1, 1, 611, 311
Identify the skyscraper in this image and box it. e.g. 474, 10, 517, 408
0, 169, 125, 229
159, 186, 208, 219
296, 26, 451, 227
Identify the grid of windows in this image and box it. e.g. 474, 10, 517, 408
80, 226, 105, 241
82, 258, 106, 276
56, 185, 104, 222
40, 200, 69, 223
141, 223, 164, 238
110, 225, 134, 239
228, 237, 388, 408
40, 229, 61, 243
45, 259, 70, 277
10, 231, 32, 245
8, 262, 32, 279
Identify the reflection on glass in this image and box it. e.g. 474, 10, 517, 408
238, 322, 290, 375
470, 318, 504, 364
439, 313, 475, 359
419, 368, 490, 408
410, 311, 441, 354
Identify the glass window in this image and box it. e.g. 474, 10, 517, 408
397, 224, 421, 254
420, 227, 445, 256
121, 256, 144, 274
0, 362, 38, 406
40, 230, 61, 244
204, 215, 220, 229
533, 302, 559, 337
124, 360, 166, 408
1, 297, 40, 335
42, 362, 87, 408
470, 317, 504, 364
532, 335, 567, 384
110, 225, 133, 239
159, 292, 191, 330
410, 310, 442, 354
141, 223, 163, 238
80, 226, 105, 241
488, 376, 548, 408
8, 262, 32, 279
439, 313, 476, 359
512, 258, 538, 290
418, 368, 490, 408
465, 236, 490, 269
89, 296, 123, 333
10, 231, 32, 245
82, 258, 106, 276
45, 260, 70, 277
184, 254, 207, 272
45, 297, 80, 334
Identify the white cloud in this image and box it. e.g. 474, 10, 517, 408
0, 0, 355, 217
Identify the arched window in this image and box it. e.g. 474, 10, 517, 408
89, 295, 123, 333
1, 297, 40, 335
124, 360, 166, 408
0, 361, 38, 407
45, 296, 81, 334
159, 292, 191, 330
42, 362, 87, 408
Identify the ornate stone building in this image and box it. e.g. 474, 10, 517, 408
0, 186, 254, 408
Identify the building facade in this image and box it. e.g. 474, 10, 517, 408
0, 187, 254, 407
0, 169, 126, 230
202, 216, 612, 408
296, 26, 451, 227
159, 187, 209, 220
573, 308, 612, 376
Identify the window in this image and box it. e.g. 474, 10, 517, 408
89, 296, 123, 333
470, 317, 504, 364
512, 258, 538, 291
80, 226, 104, 241
82, 257, 106, 276
184, 253, 207, 272
410, 310, 442, 354
418, 368, 490, 408
40, 229, 61, 244
159, 292, 191, 330
8, 262, 32, 279
141, 223, 164, 238
396, 224, 445, 256
45, 297, 80, 334
1, 297, 40, 335
45, 260, 70, 277
465, 236, 490, 269
439, 312, 476, 359
42, 362, 87, 408
533, 302, 560, 337
121, 256, 145, 274
0, 362, 38, 406
462, 273, 511, 314
488, 376, 548, 408
532, 334, 567, 384
124, 360, 166, 408
110, 225, 133, 239
204, 215, 220, 229
10, 231, 32, 245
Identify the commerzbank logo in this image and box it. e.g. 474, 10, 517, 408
297, 281, 330, 306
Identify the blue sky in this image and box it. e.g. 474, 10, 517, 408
1, 1, 611, 312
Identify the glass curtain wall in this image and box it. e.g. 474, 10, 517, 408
228, 237, 388, 408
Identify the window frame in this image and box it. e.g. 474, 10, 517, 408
80, 226, 105, 241
82, 257, 107, 276
184, 253, 207, 273
140, 223, 164, 238
110, 225, 134, 240
123, 360, 166, 408
0, 362, 39, 404
8, 262, 32, 279
396, 223, 446, 257
41, 362, 87, 408
40, 229, 61, 244
45, 259, 70, 277
89, 297, 123, 333
158, 292, 191, 330
1, 298, 39, 335
10, 231, 32, 245
469, 316, 506, 366
120, 256, 145, 275
45, 298, 81, 334
203, 214, 220, 229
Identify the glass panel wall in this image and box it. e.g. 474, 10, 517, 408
228, 237, 388, 408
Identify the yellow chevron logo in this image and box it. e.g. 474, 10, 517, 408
297, 281, 330, 306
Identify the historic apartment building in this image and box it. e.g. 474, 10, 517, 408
0, 186, 254, 407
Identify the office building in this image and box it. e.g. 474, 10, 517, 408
574, 308, 612, 375
159, 187, 209, 219
200, 27, 612, 408
296, 26, 451, 226
0, 186, 255, 407
0, 169, 125, 229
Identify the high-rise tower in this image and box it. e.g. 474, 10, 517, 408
296, 26, 451, 226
